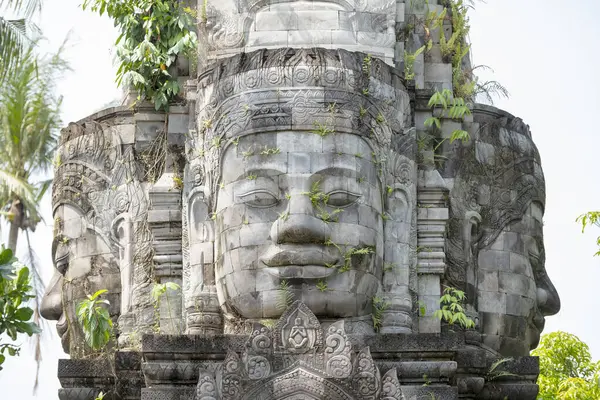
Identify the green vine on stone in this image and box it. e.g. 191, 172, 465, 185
82, 0, 198, 110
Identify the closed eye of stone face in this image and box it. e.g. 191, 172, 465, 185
325, 190, 360, 208
238, 189, 279, 208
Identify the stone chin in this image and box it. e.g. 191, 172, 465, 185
56, 313, 70, 353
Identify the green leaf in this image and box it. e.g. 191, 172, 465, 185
14, 306, 33, 321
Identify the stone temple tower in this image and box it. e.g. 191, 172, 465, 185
42, 1, 559, 399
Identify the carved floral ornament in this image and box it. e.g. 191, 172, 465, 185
195, 302, 404, 400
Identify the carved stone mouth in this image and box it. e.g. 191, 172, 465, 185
260, 245, 339, 279
263, 265, 335, 279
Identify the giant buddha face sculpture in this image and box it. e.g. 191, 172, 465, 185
214, 131, 384, 319
188, 48, 415, 327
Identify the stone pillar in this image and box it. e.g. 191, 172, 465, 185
416, 169, 449, 333
147, 106, 188, 334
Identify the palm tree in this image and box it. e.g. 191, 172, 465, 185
0, 0, 42, 86
0, 44, 66, 252
0, 43, 67, 392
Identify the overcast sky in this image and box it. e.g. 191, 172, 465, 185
1, 0, 599, 397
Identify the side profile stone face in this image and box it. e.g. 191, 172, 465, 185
443, 106, 560, 356
44, 1, 559, 398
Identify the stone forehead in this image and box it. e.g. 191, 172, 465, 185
194, 48, 410, 154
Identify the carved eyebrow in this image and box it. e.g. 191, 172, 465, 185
312, 167, 358, 179
235, 168, 284, 181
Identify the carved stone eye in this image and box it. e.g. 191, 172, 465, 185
239, 190, 279, 208
326, 191, 360, 208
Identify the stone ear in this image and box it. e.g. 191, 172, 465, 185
189, 187, 214, 244
385, 186, 410, 222
463, 211, 481, 262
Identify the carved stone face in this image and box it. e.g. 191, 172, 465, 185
477, 202, 560, 355
214, 131, 384, 319
40, 204, 121, 354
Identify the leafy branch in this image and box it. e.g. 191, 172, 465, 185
0, 248, 40, 369
576, 211, 600, 256
76, 289, 113, 352
81, 0, 198, 110
433, 286, 475, 329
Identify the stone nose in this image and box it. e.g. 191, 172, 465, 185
270, 194, 330, 245
40, 271, 64, 321
537, 274, 560, 317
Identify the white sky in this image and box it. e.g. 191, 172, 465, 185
1, 0, 600, 397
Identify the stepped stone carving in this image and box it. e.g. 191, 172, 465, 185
43, 1, 559, 398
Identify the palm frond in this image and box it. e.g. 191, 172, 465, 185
0, 169, 35, 207
474, 80, 510, 105
0, 17, 41, 87
0, 0, 42, 19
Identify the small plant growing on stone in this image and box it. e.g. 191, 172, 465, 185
95, 392, 105, 400
354, 153, 363, 159
485, 357, 517, 381
362, 54, 372, 76
371, 296, 388, 332
362, 88, 369, 96
316, 208, 343, 223
376, 113, 385, 125
277, 280, 294, 311
316, 280, 328, 292
433, 287, 475, 329
417, 300, 427, 317
311, 121, 334, 137
76, 289, 113, 352
246, 174, 257, 180
424, 89, 471, 146
359, 105, 368, 118
404, 45, 425, 81
232, 137, 239, 146
242, 148, 254, 158
172, 174, 184, 190
260, 146, 280, 155
211, 136, 222, 149
340, 246, 374, 272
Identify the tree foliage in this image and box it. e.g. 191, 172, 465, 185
0, 247, 40, 370
532, 331, 600, 399
81, 0, 197, 110
576, 211, 600, 257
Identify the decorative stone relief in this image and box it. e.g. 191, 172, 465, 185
193, 302, 404, 400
